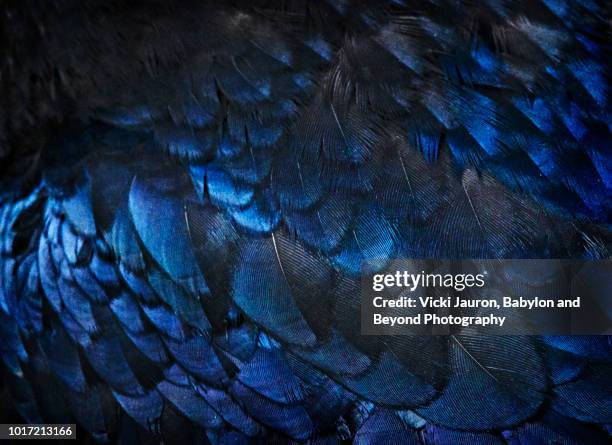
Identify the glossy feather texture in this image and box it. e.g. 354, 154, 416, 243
0, 0, 611, 443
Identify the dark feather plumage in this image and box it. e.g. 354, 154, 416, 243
1, 0, 611, 443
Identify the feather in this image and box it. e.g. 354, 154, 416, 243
232, 238, 317, 346
128, 172, 207, 294
112, 390, 162, 434
156, 381, 223, 429
416, 336, 547, 430
163, 334, 228, 386
353, 409, 420, 445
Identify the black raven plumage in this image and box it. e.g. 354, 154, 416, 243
0, 1, 610, 443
